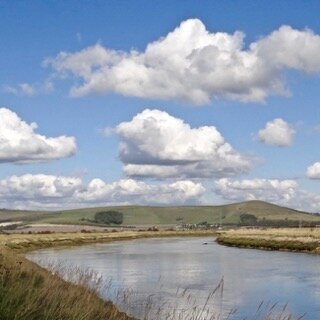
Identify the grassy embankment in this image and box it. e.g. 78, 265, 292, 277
217, 228, 320, 254
0, 230, 214, 320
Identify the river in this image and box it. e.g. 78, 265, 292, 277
27, 237, 320, 319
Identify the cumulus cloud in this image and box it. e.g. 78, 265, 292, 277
0, 174, 82, 200
215, 178, 298, 203
0, 108, 76, 163
306, 162, 320, 179
258, 118, 295, 147
215, 178, 320, 212
0, 174, 205, 209
115, 109, 250, 179
45, 19, 320, 104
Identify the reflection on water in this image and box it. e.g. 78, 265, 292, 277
27, 237, 320, 319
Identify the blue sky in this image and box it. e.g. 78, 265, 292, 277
1, 1, 320, 211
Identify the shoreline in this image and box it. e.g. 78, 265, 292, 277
3, 228, 318, 319
217, 228, 320, 254
0, 230, 214, 320
1, 229, 215, 252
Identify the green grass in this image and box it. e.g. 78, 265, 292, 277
0, 209, 48, 223
28, 200, 320, 226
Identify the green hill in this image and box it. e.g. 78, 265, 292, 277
0, 209, 48, 223
16, 200, 320, 226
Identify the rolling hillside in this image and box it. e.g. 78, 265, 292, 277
14, 200, 320, 226
0, 209, 48, 223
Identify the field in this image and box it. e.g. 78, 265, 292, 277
3, 200, 320, 227
217, 228, 320, 254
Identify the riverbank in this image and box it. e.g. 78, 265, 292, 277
217, 228, 320, 254
0, 230, 214, 320
1, 229, 215, 252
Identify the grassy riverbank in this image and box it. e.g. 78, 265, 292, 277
217, 228, 320, 254
0, 230, 214, 320
0, 246, 134, 320
1, 230, 214, 252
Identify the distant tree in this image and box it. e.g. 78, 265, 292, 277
239, 213, 257, 225
94, 211, 123, 225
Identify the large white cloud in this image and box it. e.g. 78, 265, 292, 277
0, 108, 76, 163
45, 19, 320, 104
0, 174, 205, 209
0, 174, 82, 201
306, 162, 320, 179
258, 118, 295, 147
115, 109, 250, 179
215, 178, 320, 212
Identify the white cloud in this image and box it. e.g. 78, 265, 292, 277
215, 178, 320, 212
258, 118, 295, 147
306, 162, 320, 179
45, 20, 320, 104
75, 178, 205, 205
103, 126, 115, 136
0, 108, 76, 163
115, 109, 250, 179
0, 174, 82, 200
215, 178, 298, 203
3, 81, 54, 96
0, 174, 205, 209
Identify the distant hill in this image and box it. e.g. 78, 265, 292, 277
0, 209, 48, 223
10, 200, 319, 226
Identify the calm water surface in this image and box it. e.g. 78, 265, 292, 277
27, 237, 320, 319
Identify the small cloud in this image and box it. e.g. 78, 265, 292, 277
76, 32, 82, 42
306, 162, 320, 179
3, 85, 18, 95
258, 118, 296, 147
103, 127, 115, 136
312, 124, 320, 133
19, 83, 35, 96
3, 80, 54, 96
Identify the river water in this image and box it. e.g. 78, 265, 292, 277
27, 237, 320, 319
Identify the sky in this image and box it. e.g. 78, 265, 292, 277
1, 0, 320, 211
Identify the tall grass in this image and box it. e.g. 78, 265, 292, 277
0, 248, 133, 320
